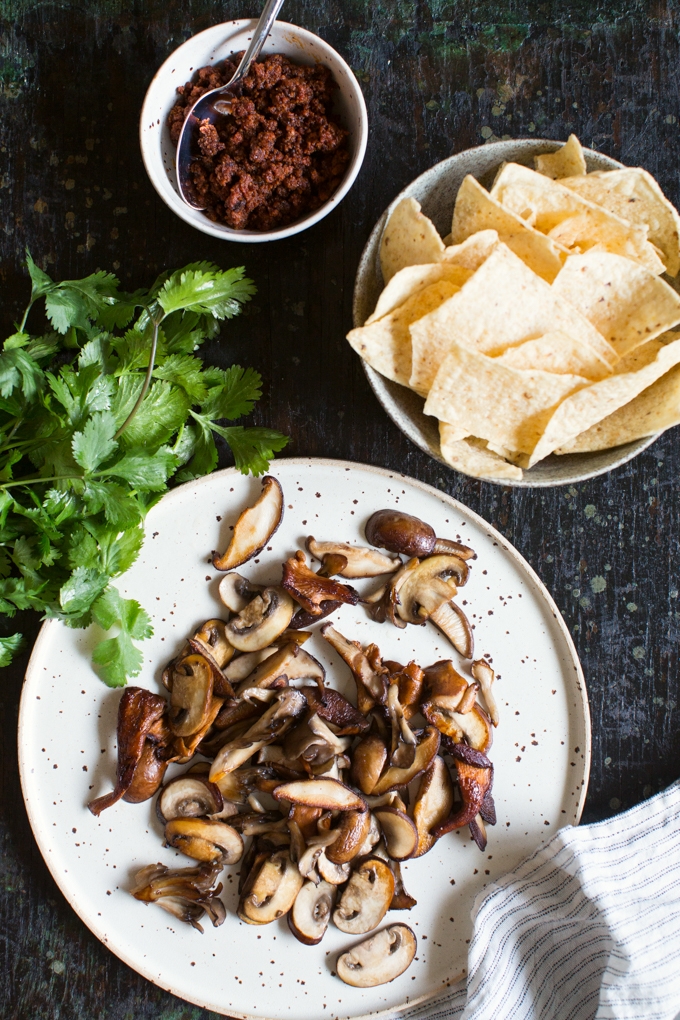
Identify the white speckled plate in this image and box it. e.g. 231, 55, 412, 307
19, 459, 590, 1019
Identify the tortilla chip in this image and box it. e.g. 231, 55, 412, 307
409, 243, 618, 395
347, 280, 460, 387
555, 364, 680, 453
534, 135, 587, 180
560, 167, 680, 276
497, 330, 613, 381
552, 251, 680, 358
367, 263, 473, 324
491, 163, 665, 274
380, 197, 445, 283
442, 229, 501, 270
439, 424, 523, 480
424, 341, 589, 454
450, 175, 567, 282
528, 335, 680, 464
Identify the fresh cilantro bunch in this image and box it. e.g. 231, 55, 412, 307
0, 254, 288, 684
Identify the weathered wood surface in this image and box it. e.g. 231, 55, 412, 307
1, 0, 679, 1015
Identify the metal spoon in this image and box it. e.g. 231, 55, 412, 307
175, 0, 286, 210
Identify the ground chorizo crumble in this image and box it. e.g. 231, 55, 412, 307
168, 53, 350, 231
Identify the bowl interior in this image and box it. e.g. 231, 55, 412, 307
140, 20, 367, 242
353, 138, 659, 487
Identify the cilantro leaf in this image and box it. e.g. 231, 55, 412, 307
91, 586, 153, 687
100, 446, 178, 490
83, 480, 145, 530
25, 251, 54, 302
0, 349, 44, 400
0, 632, 24, 667
157, 267, 256, 319
58, 566, 109, 615
72, 411, 118, 472
153, 354, 208, 403
211, 423, 289, 476
200, 365, 263, 421
116, 380, 190, 450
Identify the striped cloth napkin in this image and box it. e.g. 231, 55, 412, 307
398, 779, 680, 1020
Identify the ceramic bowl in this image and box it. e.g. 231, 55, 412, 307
140, 20, 368, 242
353, 138, 660, 487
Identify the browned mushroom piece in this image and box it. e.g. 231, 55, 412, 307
225, 587, 295, 652
191, 619, 235, 670
289, 879, 336, 945
432, 742, 493, 839
468, 814, 488, 851
350, 733, 389, 795
368, 558, 418, 630
168, 653, 214, 737
157, 773, 224, 824
130, 861, 225, 932
370, 726, 441, 795
212, 763, 280, 806
185, 638, 236, 699
365, 509, 476, 560
386, 661, 424, 720
456, 681, 480, 715
88, 687, 171, 816
373, 807, 418, 861
287, 803, 324, 861
287, 600, 343, 630
411, 755, 455, 857
386, 682, 418, 769
471, 658, 499, 727
306, 538, 401, 579
302, 687, 370, 736
238, 849, 303, 924
337, 924, 417, 987
480, 787, 497, 826
321, 623, 387, 713
431, 601, 474, 658
209, 689, 308, 782
420, 660, 493, 752
233, 642, 325, 697
273, 777, 367, 813
224, 646, 279, 683
284, 712, 352, 768
164, 817, 244, 864
332, 857, 395, 935
325, 810, 372, 864
212, 476, 284, 571
388, 859, 418, 910
282, 551, 360, 616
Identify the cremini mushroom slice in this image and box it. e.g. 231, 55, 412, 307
388, 860, 417, 910
421, 660, 470, 735
164, 817, 244, 864
412, 755, 455, 857
365, 509, 476, 561
238, 849, 303, 925
356, 812, 382, 857
321, 623, 387, 713
168, 653, 214, 737
350, 733, 388, 795
131, 861, 225, 933
273, 777, 367, 813
396, 555, 467, 625
212, 763, 279, 806
224, 587, 295, 653
213, 475, 284, 571
431, 601, 474, 658
289, 879, 336, 945
325, 810, 372, 864
332, 857, 395, 935
471, 658, 499, 726
373, 807, 418, 861
209, 689, 307, 782
284, 713, 352, 767
337, 924, 417, 987
469, 814, 488, 851
192, 619, 235, 670
282, 551, 360, 615
371, 726, 440, 795
230, 812, 290, 839
218, 573, 264, 614
185, 637, 236, 699
369, 559, 417, 629
157, 774, 224, 824
306, 537, 401, 579
317, 851, 351, 885
88, 687, 170, 816
432, 743, 493, 839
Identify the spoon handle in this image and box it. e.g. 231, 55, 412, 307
227, 0, 286, 90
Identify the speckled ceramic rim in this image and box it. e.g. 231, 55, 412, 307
18, 457, 590, 1020
353, 139, 661, 487
139, 20, 368, 242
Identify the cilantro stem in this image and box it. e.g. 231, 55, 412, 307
113, 319, 161, 440
18, 300, 34, 334
0, 474, 78, 489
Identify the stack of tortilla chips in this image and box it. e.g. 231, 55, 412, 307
347, 135, 680, 480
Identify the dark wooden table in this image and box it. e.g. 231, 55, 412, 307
1, 1, 679, 1016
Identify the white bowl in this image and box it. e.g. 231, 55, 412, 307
140, 20, 368, 242
353, 138, 660, 487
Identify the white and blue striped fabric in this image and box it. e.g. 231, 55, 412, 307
397, 780, 680, 1020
